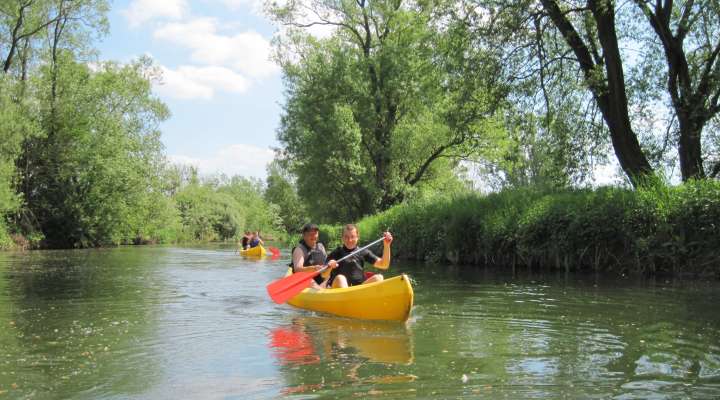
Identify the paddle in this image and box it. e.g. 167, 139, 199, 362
267, 236, 386, 304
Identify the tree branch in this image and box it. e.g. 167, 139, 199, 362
695, 38, 720, 101
539, 0, 598, 85
676, 0, 695, 40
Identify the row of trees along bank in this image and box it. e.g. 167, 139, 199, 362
270, 0, 720, 225
0, 1, 286, 249
319, 180, 720, 276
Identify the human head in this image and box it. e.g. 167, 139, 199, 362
301, 223, 319, 246
342, 224, 359, 249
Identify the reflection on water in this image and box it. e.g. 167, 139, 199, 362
269, 323, 320, 366
1, 247, 719, 399
269, 316, 413, 366
270, 316, 417, 397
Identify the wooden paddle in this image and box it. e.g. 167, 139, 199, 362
266, 236, 385, 304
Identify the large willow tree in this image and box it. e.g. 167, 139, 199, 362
270, 0, 506, 222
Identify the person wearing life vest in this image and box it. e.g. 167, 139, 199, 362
290, 223, 330, 287
249, 231, 264, 248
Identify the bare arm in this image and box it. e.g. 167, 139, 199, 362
292, 247, 322, 273
373, 232, 393, 270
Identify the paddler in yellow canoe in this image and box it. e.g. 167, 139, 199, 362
325, 224, 392, 288
291, 223, 329, 288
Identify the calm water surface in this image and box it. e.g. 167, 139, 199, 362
1, 245, 719, 399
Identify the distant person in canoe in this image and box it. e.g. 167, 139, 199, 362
325, 224, 392, 288
291, 223, 329, 288
249, 231, 264, 248
241, 231, 252, 250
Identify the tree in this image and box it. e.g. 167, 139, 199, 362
16, 57, 173, 247
1, 0, 109, 77
502, 0, 654, 183
476, 0, 720, 184
217, 175, 283, 235
0, 76, 38, 246
265, 160, 307, 233
174, 183, 243, 241
270, 0, 504, 221
632, 0, 720, 180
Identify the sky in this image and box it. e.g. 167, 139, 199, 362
98, 0, 283, 180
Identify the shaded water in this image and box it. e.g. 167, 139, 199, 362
1, 245, 719, 399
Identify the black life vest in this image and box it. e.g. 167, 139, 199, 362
290, 240, 327, 284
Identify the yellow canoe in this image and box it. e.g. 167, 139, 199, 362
240, 245, 267, 257
285, 269, 414, 321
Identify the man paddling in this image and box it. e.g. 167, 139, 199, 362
291, 223, 329, 287
326, 224, 393, 288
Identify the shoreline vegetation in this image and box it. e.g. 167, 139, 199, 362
319, 180, 720, 277
0, 169, 288, 251
2, 0, 720, 282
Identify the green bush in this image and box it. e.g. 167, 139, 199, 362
322, 180, 720, 275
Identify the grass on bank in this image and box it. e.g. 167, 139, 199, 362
319, 180, 720, 276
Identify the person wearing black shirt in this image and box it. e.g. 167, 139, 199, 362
326, 224, 393, 288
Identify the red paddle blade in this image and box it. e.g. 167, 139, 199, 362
268, 247, 281, 256
267, 270, 319, 304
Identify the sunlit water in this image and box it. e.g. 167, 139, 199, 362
1, 245, 719, 399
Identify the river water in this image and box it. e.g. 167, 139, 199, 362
0, 245, 719, 399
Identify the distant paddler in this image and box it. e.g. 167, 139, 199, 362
249, 231, 264, 248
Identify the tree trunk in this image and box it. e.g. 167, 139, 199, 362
541, 0, 653, 185
677, 112, 705, 180
590, 0, 654, 182
633, 0, 716, 181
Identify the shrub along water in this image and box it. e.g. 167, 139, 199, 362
319, 180, 720, 276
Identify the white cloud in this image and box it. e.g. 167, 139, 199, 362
169, 144, 275, 179
154, 65, 250, 100
153, 18, 279, 79
122, 0, 188, 27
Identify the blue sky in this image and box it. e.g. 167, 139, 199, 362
98, 0, 284, 180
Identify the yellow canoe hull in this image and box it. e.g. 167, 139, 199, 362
240, 245, 267, 257
285, 269, 414, 321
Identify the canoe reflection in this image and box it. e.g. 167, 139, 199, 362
269, 316, 414, 366
269, 323, 320, 365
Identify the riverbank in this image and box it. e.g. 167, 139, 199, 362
320, 180, 720, 276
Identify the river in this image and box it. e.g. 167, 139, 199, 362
1, 245, 719, 399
